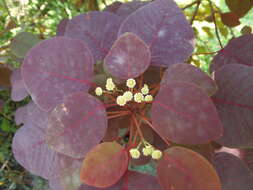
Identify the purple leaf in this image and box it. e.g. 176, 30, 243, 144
11, 69, 29, 101
213, 64, 253, 148
116, 1, 149, 19
161, 63, 217, 96
65, 11, 121, 63
151, 82, 223, 144
49, 167, 82, 190
12, 103, 80, 179
56, 18, 70, 36
14, 105, 27, 125
118, 0, 195, 67
211, 34, 253, 72
214, 152, 253, 190
104, 32, 151, 79
46, 92, 107, 158
22, 37, 93, 111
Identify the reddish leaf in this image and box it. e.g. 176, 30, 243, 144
0, 65, 12, 87
214, 152, 253, 190
118, 0, 195, 67
104, 1, 123, 13
157, 146, 221, 190
80, 142, 128, 188
241, 149, 253, 173
211, 34, 253, 72
151, 82, 223, 144
213, 64, 253, 148
104, 32, 151, 79
221, 12, 241, 27
22, 37, 93, 111
56, 18, 69, 36
225, 0, 253, 17
11, 69, 29, 101
46, 92, 107, 158
161, 63, 217, 96
116, 1, 148, 19
65, 11, 121, 63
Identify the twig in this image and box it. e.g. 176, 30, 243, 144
182, 0, 199, 10
190, 0, 201, 25
208, 0, 223, 48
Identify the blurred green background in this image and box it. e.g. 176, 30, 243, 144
0, 0, 252, 189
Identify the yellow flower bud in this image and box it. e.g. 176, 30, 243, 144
126, 78, 136, 88
116, 95, 127, 106
151, 150, 162, 160
130, 148, 141, 159
142, 145, 154, 156
144, 95, 153, 102
95, 87, 103, 96
123, 91, 133, 102
134, 93, 144, 103
141, 84, 149, 95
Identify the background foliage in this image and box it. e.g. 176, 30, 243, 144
0, 0, 252, 189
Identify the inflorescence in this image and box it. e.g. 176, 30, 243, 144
95, 78, 153, 106
95, 77, 161, 160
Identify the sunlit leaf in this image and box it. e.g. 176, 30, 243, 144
157, 146, 221, 190
104, 32, 151, 79
80, 142, 128, 188
46, 92, 107, 158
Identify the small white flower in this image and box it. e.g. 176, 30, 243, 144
116, 96, 127, 106
123, 91, 133, 102
126, 78, 136, 88
95, 87, 103, 96
134, 93, 144, 103
144, 95, 153, 102
151, 150, 162, 160
130, 148, 141, 159
141, 84, 149, 95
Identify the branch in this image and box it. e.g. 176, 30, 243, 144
208, 0, 223, 48
190, 0, 201, 24
182, 0, 199, 10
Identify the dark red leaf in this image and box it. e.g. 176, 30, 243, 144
46, 92, 107, 158
118, 0, 195, 67
157, 146, 221, 190
214, 152, 253, 190
211, 34, 253, 72
151, 82, 223, 144
225, 0, 253, 17
104, 32, 151, 79
221, 12, 241, 27
213, 64, 253, 148
22, 37, 93, 111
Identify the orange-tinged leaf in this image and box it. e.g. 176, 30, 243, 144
80, 142, 128, 188
225, 0, 253, 17
0, 65, 12, 87
221, 12, 240, 27
157, 146, 221, 190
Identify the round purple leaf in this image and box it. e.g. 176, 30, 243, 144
104, 32, 151, 79
12, 126, 80, 179
211, 34, 253, 72
214, 152, 253, 190
11, 69, 29, 101
46, 92, 107, 158
22, 37, 93, 111
213, 64, 253, 148
65, 11, 121, 63
161, 63, 217, 96
151, 82, 223, 144
118, 0, 195, 67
